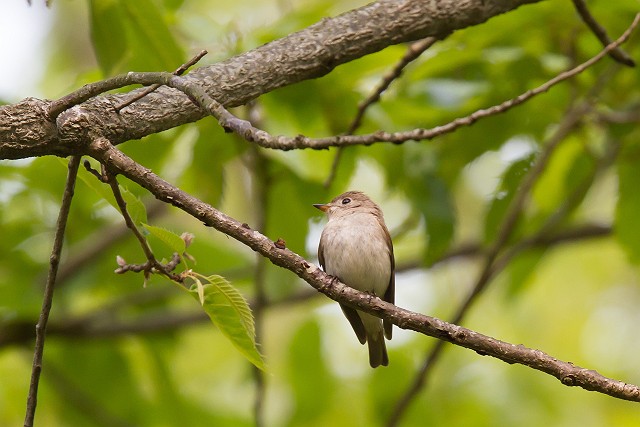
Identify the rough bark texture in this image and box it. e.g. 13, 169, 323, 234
0, 0, 544, 160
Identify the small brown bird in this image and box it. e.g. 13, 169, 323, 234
314, 191, 395, 367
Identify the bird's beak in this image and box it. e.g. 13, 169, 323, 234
313, 203, 329, 212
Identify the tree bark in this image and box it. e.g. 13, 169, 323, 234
0, 0, 543, 160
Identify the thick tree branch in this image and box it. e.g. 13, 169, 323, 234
47, 13, 635, 161
83, 138, 640, 402
1, 0, 545, 160
4, 2, 638, 415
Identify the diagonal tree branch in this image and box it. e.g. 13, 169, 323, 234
83, 137, 640, 402
346, 37, 439, 136
0, 222, 612, 349
572, 0, 635, 66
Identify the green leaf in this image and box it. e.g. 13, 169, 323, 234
532, 137, 594, 220
193, 276, 205, 305
188, 275, 265, 370
142, 224, 186, 254
265, 162, 325, 256
89, 0, 129, 75
78, 166, 148, 224
122, 1, 184, 71
89, 0, 184, 75
120, 187, 148, 225
375, 144, 455, 264
78, 165, 116, 207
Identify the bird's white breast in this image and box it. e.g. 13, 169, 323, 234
321, 212, 391, 297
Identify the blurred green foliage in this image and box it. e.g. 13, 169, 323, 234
2, 0, 640, 426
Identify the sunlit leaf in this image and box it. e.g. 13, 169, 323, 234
78, 167, 148, 224
120, 187, 148, 225
188, 275, 265, 370
142, 224, 186, 254
192, 276, 205, 305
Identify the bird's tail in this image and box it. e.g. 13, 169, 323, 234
367, 329, 389, 368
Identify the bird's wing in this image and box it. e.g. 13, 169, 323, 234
382, 225, 395, 340
339, 303, 367, 344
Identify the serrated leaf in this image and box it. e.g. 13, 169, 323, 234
142, 224, 186, 254
189, 275, 265, 370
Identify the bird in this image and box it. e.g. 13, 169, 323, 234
314, 191, 395, 367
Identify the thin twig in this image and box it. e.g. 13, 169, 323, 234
324, 37, 437, 187
55, 202, 166, 286
84, 157, 182, 283
454, 103, 589, 310
24, 155, 81, 427
386, 63, 621, 420
48, 50, 208, 119
394, 222, 612, 273
572, 0, 635, 66
349, 37, 437, 135
115, 50, 208, 112
104, 171, 151, 259
490, 139, 619, 277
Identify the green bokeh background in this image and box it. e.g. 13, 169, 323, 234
2, 0, 640, 426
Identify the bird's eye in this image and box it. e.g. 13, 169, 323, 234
342, 198, 351, 205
